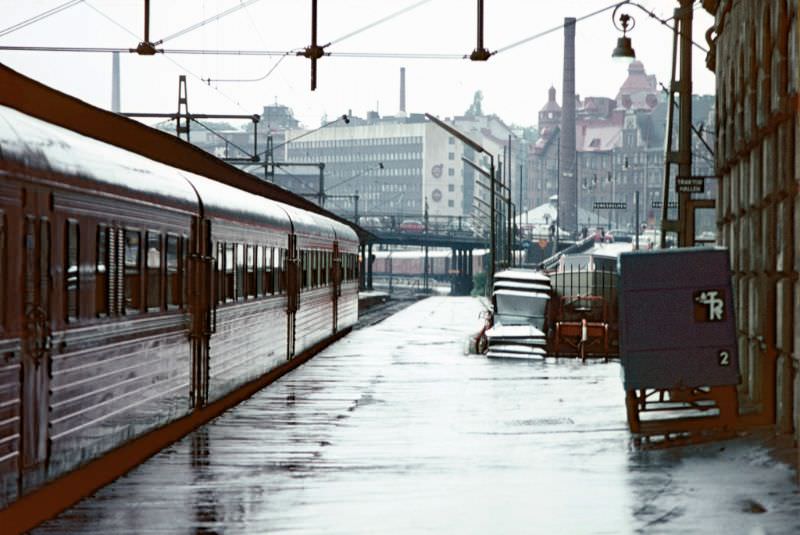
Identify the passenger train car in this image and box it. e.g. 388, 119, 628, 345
0, 104, 360, 507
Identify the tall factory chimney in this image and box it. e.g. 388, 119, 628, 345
111, 51, 121, 113
399, 67, 407, 116
558, 17, 577, 234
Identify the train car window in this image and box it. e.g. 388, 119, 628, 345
246, 245, 256, 299
0, 211, 4, 329
224, 243, 235, 302
124, 230, 142, 314
310, 251, 316, 288
276, 248, 285, 294
264, 247, 273, 295
311, 251, 319, 288
310, 250, 316, 288
236, 244, 245, 300
325, 252, 330, 285
300, 250, 307, 289
182, 236, 189, 308
256, 246, 264, 296
215, 242, 224, 305
108, 228, 121, 315
166, 234, 181, 310
146, 232, 162, 312
65, 220, 80, 322
317, 251, 322, 287
96, 225, 108, 317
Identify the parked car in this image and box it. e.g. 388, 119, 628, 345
398, 219, 424, 233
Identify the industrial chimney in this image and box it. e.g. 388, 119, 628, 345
558, 17, 577, 234
398, 67, 407, 117
111, 51, 120, 113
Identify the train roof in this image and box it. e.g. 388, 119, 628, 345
0, 105, 199, 211
182, 172, 291, 230
1, 104, 355, 239
0, 63, 371, 243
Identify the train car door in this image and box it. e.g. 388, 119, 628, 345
190, 218, 211, 408
332, 241, 340, 333
286, 234, 299, 358
20, 188, 52, 485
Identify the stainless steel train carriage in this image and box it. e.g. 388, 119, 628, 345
0, 104, 360, 507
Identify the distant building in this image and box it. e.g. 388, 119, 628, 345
284, 112, 465, 219
527, 60, 714, 232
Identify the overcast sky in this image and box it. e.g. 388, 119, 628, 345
1, 1, 716, 129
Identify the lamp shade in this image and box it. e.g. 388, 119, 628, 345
612, 36, 636, 62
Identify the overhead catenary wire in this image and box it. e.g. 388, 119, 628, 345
326, 164, 384, 192
191, 118, 255, 159
493, 0, 708, 56
0, 0, 84, 39
327, 0, 433, 46
81, 1, 252, 113
154, 0, 264, 45
204, 0, 440, 84
493, 2, 620, 55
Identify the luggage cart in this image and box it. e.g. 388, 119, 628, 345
618, 248, 740, 445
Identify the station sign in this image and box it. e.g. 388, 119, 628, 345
593, 201, 627, 210
676, 176, 705, 193
651, 200, 679, 209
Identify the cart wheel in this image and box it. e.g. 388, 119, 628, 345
477, 334, 488, 354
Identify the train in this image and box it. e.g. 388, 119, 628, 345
0, 103, 360, 509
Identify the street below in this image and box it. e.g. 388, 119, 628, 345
36, 297, 800, 534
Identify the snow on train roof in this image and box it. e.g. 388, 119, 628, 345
182, 172, 290, 230
0, 105, 197, 209
329, 218, 359, 244
0, 105, 354, 237
278, 202, 335, 239
493, 269, 551, 284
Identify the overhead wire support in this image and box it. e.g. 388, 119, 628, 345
469, 0, 492, 61
298, 0, 329, 91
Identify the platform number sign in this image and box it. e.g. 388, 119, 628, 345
718, 350, 731, 367
693, 289, 726, 322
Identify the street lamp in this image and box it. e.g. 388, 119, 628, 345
425, 113, 497, 287
610, 0, 701, 247
611, 8, 636, 62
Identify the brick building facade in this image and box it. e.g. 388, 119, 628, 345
709, 0, 798, 453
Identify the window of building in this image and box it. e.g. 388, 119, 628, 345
448, 168, 454, 176
448, 136, 455, 144
448, 184, 455, 192
448, 152, 454, 160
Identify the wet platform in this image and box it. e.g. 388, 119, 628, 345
35, 297, 800, 534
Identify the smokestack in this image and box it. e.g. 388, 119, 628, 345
558, 17, 577, 234
111, 51, 120, 113
399, 67, 407, 116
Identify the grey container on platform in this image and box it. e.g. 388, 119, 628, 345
618, 248, 741, 390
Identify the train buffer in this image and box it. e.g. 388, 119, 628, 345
618, 248, 740, 446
